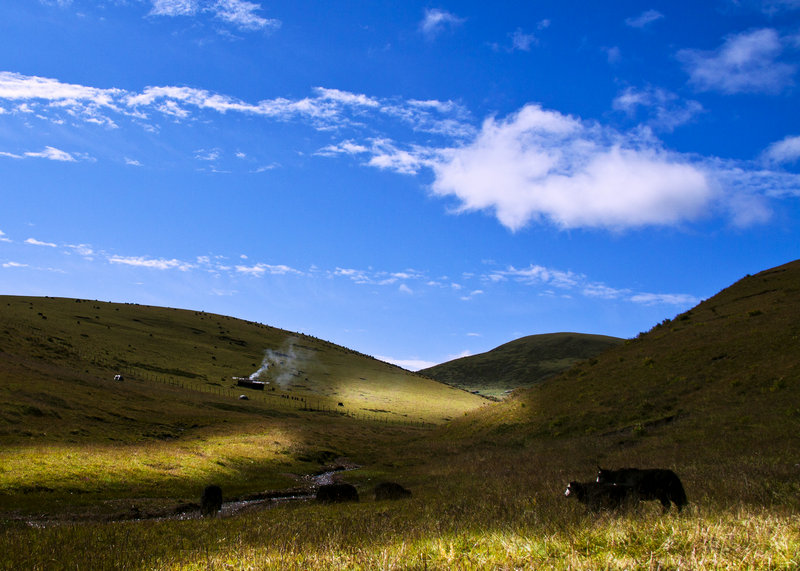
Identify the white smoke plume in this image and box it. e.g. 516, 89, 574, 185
249, 337, 312, 388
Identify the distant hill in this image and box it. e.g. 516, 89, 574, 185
449, 259, 800, 458
420, 332, 623, 398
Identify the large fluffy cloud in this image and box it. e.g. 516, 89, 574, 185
430, 105, 713, 231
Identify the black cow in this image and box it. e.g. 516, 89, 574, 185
201, 484, 223, 517
564, 481, 638, 511
373, 482, 412, 501
596, 467, 687, 512
316, 483, 359, 503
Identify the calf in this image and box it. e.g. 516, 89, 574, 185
596, 467, 687, 513
564, 481, 637, 511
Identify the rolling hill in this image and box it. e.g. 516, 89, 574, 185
0, 296, 486, 440
420, 332, 623, 398
447, 259, 800, 463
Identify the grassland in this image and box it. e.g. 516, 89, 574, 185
1, 260, 800, 569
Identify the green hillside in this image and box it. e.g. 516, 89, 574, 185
420, 332, 623, 398
0, 295, 484, 430
0, 296, 485, 514
447, 259, 800, 461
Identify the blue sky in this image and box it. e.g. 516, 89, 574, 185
1, 1, 799, 370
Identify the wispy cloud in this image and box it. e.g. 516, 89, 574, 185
419, 8, 465, 39
25, 146, 77, 162
1, 71, 796, 233
678, 28, 796, 94
148, 0, 281, 32
762, 134, 800, 164
108, 255, 195, 271
486, 263, 699, 306
25, 238, 58, 247
0, 72, 467, 138
625, 10, 664, 29
613, 86, 704, 131
235, 263, 304, 277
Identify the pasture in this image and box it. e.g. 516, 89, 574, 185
2, 260, 800, 568
2, 432, 799, 569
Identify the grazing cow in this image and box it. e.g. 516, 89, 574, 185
316, 483, 359, 503
596, 467, 687, 512
564, 481, 638, 511
373, 481, 412, 501
201, 484, 223, 517
113, 374, 124, 382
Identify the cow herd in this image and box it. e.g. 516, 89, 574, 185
200, 466, 687, 519
565, 467, 688, 513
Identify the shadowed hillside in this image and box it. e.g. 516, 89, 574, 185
420, 332, 623, 398
448, 259, 800, 461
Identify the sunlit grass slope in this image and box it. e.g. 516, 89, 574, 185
0, 295, 484, 426
420, 332, 623, 398
0, 296, 484, 514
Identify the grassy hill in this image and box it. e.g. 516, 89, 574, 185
0, 296, 485, 514
446, 259, 800, 464
420, 332, 623, 398
2, 262, 800, 569
0, 296, 484, 429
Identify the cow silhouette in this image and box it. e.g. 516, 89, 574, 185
596, 467, 687, 512
564, 481, 637, 511
316, 483, 359, 503
201, 484, 223, 517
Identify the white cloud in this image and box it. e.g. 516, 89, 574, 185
510, 28, 537, 51
125, 157, 143, 166
430, 104, 713, 231
629, 293, 700, 305
25, 238, 58, 247
419, 8, 464, 38
613, 86, 704, 131
212, 0, 281, 31
2, 261, 29, 268
625, 10, 664, 28
490, 264, 581, 288
149, 0, 197, 17
460, 289, 484, 301
148, 0, 281, 31
24, 146, 76, 162
0, 230, 10, 243
678, 28, 796, 94
235, 263, 302, 277
108, 255, 195, 271
762, 135, 800, 164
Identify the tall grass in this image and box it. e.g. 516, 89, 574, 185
3, 484, 797, 569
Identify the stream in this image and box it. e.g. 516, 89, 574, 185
20, 464, 360, 528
